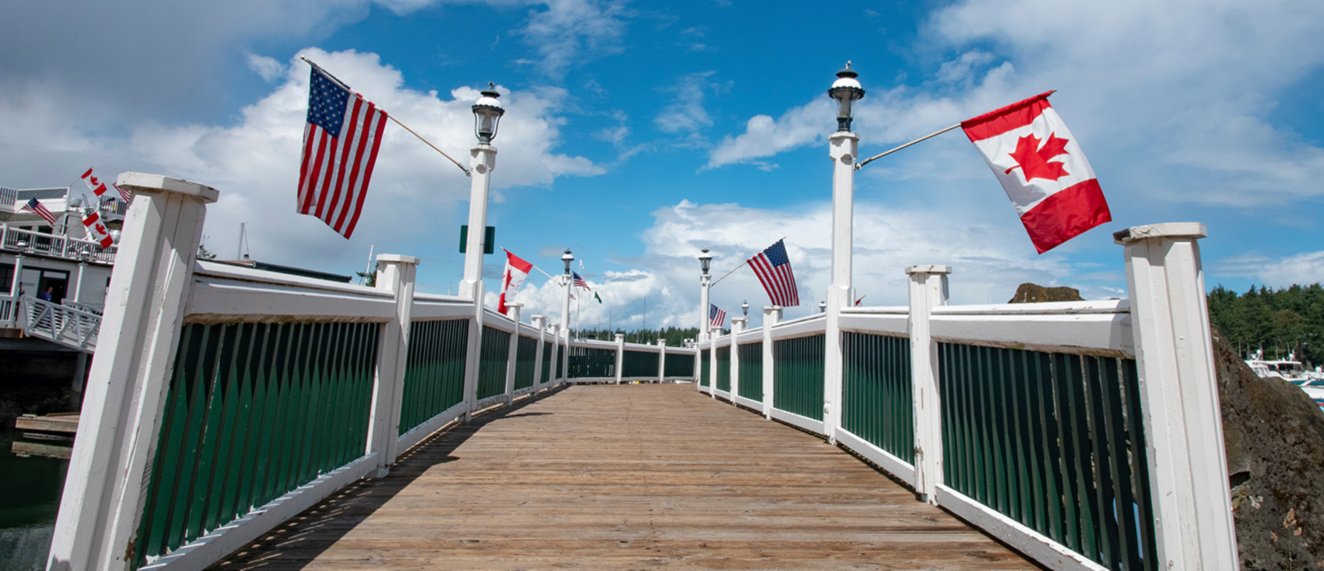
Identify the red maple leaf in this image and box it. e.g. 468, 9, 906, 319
1005, 132, 1070, 181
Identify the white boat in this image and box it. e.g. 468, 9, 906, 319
1245, 351, 1324, 411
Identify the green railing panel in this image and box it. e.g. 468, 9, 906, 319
541, 341, 553, 385
939, 343, 1156, 570
699, 348, 711, 387
737, 342, 762, 402
773, 334, 824, 421
842, 332, 913, 463
664, 352, 694, 378
714, 346, 731, 392
137, 321, 378, 567
399, 318, 468, 435
569, 346, 615, 378
515, 336, 538, 390
477, 326, 511, 399
622, 349, 659, 378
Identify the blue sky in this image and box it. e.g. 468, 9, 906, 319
2, 0, 1322, 331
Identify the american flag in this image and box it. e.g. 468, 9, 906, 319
572, 271, 590, 290
22, 197, 58, 226
748, 239, 799, 307
709, 303, 726, 328
297, 65, 388, 239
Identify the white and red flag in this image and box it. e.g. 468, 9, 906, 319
498, 249, 534, 316
297, 64, 388, 239
82, 211, 114, 248
81, 167, 133, 203
960, 91, 1111, 254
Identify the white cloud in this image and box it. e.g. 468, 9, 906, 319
704, 99, 834, 170
654, 71, 718, 134
516, 0, 628, 78
247, 53, 287, 83
1212, 251, 1324, 288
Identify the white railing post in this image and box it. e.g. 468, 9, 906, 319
1116, 223, 1238, 571
531, 315, 546, 391
762, 306, 781, 418
730, 317, 746, 398
504, 304, 521, 403
549, 324, 561, 383
905, 264, 951, 504
461, 287, 485, 422
48, 173, 217, 571
366, 254, 418, 478
614, 333, 625, 384
7, 253, 21, 327
656, 339, 666, 382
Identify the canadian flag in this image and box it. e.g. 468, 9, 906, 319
82, 211, 114, 248
81, 167, 133, 203
961, 91, 1111, 254
498, 249, 534, 316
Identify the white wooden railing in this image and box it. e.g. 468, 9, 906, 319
22, 297, 101, 353
46, 173, 696, 571
0, 223, 117, 264
696, 227, 1237, 571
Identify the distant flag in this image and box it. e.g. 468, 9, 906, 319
572, 271, 590, 290
854, 295, 865, 307
747, 239, 800, 307
593, 291, 602, 304
498, 249, 533, 316
960, 91, 1110, 254
82, 211, 114, 248
709, 304, 727, 328
296, 64, 388, 239
21, 198, 58, 226
81, 167, 132, 203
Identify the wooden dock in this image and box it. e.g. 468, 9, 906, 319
210, 384, 1036, 570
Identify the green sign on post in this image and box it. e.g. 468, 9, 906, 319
459, 225, 496, 254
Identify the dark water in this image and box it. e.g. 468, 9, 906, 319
0, 429, 68, 571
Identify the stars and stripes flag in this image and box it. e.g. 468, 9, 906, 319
82, 211, 113, 248
297, 64, 388, 239
498, 249, 533, 316
22, 198, 58, 226
747, 239, 799, 307
709, 304, 726, 328
960, 91, 1110, 254
81, 167, 133, 203
572, 271, 590, 290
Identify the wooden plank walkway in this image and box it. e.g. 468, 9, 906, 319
210, 384, 1037, 570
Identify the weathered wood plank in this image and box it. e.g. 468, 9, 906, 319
210, 384, 1036, 570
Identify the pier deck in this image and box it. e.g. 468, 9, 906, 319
209, 384, 1036, 570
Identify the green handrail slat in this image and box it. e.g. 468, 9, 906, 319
843, 333, 912, 463
936, 343, 1153, 569
699, 349, 710, 387
714, 346, 731, 392
773, 334, 824, 421
737, 342, 762, 402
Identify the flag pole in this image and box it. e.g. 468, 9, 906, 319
300, 56, 471, 177
855, 123, 961, 169
710, 235, 787, 287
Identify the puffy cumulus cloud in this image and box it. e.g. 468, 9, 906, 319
654, 71, 719, 134
2, 48, 601, 281
1212, 251, 1324, 289
704, 99, 835, 170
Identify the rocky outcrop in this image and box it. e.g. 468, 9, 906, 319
1213, 327, 1324, 569
1006, 283, 1084, 303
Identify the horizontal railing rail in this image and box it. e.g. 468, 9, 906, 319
0, 223, 117, 264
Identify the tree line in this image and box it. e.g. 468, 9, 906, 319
571, 326, 713, 347
1207, 283, 1323, 366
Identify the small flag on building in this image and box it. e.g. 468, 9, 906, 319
498, 249, 533, 315
748, 239, 799, 307
81, 167, 132, 203
573, 271, 590, 290
82, 211, 114, 248
297, 64, 388, 239
22, 198, 59, 226
960, 91, 1110, 254
709, 304, 727, 328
